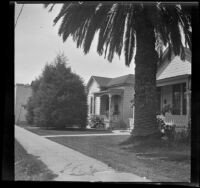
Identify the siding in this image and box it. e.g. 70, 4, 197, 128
122, 86, 134, 126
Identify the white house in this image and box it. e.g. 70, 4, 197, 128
87, 48, 191, 130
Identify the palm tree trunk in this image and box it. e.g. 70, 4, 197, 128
131, 18, 160, 138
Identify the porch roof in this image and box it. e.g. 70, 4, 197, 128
93, 88, 124, 97
156, 55, 191, 81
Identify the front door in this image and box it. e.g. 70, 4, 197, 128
112, 95, 121, 122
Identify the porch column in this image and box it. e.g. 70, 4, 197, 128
108, 94, 112, 122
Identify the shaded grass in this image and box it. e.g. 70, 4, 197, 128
15, 139, 57, 181
22, 126, 113, 136
48, 135, 191, 182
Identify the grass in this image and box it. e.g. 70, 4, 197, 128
15, 139, 57, 181
21, 125, 113, 136
48, 135, 191, 182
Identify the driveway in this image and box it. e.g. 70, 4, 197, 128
15, 125, 150, 182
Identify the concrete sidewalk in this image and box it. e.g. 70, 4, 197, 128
15, 125, 150, 182
42, 132, 130, 138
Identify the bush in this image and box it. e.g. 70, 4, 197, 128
89, 116, 105, 129
156, 116, 176, 144
26, 53, 88, 129
174, 120, 191, 144
156, 116, 191, 146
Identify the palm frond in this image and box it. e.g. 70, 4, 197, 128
107, 4, 127, 61
54, 3, 74, 24
83, 4, 112, 54
58, 3, 97, 43
49, 2, 192, 65
97, 3, 116, 56
124, 4, 136, 66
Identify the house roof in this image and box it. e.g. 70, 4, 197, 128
92, 76, 112, 87
88, 48, 191, 89
106, 74, 135, 87
87, 74, 135, 89
156, 49, 191, 81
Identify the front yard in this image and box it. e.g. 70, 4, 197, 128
48, 135, 190, 182
21, 125, 113, 136
15, 139, 57, 181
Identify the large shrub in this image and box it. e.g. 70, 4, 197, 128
26, 54, 88, 129
156, 115, 191, 146
89, 116, 105, 129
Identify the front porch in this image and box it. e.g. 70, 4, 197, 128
89, 89, 127, 129
156, 76, 191, 131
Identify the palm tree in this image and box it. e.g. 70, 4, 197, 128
45, 2, 191, 140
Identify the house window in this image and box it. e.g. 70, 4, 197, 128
114, 104, 119, 115
113, 95, 120, 115
172, 83, 187, 115
90, 97, 93, 114
93, 98, 96, 114
182, 83, 187, 115
105, 96, 109, 111
172, 84, 181, 115
156, 87, 161, 114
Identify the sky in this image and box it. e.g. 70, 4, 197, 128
15, 3, 135, 86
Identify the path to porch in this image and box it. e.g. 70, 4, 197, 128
15, 125, 150, 182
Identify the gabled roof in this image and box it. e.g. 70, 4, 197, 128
87, 48, 191, 89
86, 76, 111, 89
158, 47, 191, 67
92, 76, 112, 87
87, 74, 135, 89
106, 74, 135, 87
157, 48, 191, 81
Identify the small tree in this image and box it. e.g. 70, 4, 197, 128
26, 53, 88, 129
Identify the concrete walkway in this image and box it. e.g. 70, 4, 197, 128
15, 125, 150, 182
42, 132, 130, 138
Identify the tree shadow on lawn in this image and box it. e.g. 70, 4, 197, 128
28, 126, 113, 133
119, 138, 191, 163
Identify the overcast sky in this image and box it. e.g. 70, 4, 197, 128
15, 3, 135, 85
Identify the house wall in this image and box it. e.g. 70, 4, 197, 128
118, 85, 134, 126
109, 94, 123, 119
160, 81, 189, 116
100, 95, 108, 115
15, 84, 32, 123
102, 85, 134, 126
87, 80, 100, 115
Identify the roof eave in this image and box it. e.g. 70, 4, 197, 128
157, 74, 190, 86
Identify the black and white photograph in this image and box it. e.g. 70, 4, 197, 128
14, 1, 195, 183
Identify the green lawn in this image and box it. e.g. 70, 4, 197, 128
15, 139, 57, 181
22, 126, 113, 136
48, 135, 191, 182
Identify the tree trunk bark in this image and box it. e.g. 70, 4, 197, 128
131, 16, 160, 138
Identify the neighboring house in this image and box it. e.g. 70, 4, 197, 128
87, 48, 191, 130
156, 48, 191, 131
87, 74, 135, 129
15, 84, 32, 124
